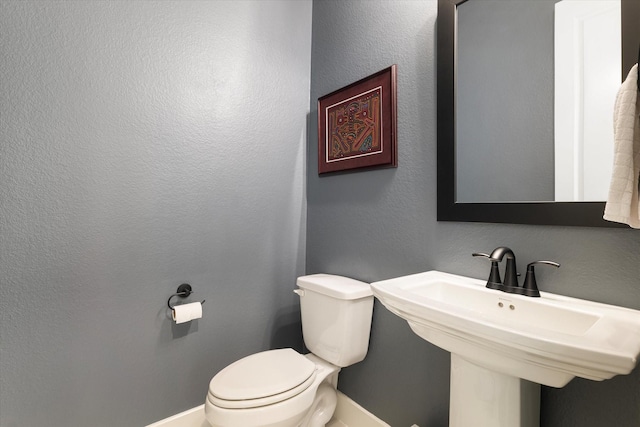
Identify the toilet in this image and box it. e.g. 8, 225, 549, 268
204, 274, 374, 427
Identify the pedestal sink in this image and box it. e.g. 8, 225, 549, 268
371, 271, 640, 427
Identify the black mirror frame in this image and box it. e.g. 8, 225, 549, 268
437, 0, 639, 227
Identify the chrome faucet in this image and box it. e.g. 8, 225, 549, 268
489, 246, 519, 290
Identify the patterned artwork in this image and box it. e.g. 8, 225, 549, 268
325, 87, 382, 163
317, 65, 396, 174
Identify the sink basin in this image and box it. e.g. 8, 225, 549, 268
371, 271, 640, 388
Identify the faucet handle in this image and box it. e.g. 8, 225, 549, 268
472, 252, 491, 258
521, 261, 560, 297
528, 260, 560, 268
472, 252, 502, 290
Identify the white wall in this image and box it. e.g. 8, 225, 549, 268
0, 1, 311, 426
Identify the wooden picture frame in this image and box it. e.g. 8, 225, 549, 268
317, 65, 397, 174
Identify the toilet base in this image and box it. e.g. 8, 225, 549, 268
298, 382, 338, 427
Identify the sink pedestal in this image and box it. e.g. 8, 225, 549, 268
450, 354, 540, 427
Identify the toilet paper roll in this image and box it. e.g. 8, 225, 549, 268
172, 302, 202, 324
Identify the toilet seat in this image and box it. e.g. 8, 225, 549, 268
208, 349, 317, 409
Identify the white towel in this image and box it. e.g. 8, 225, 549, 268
603, 64, 640, 228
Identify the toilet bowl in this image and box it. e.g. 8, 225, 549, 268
205, 351, 339, 427
204, 274, 374, 427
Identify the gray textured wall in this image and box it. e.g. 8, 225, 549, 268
308, 1, 639, 427
0, 1, 311, 426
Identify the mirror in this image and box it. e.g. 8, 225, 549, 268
437, 0, 640, 226
456, 0, 620, 203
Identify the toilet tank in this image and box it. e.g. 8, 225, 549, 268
296, 274, 373, 368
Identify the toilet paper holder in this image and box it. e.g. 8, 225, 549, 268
167, 284, 205, 309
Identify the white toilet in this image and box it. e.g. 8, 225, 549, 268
204, 274, 374, 427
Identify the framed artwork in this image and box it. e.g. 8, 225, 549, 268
317, 65, 397, 174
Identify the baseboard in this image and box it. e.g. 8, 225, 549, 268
145, 404, 207, 427
332, 390, 391, 427
146, 392, 390, 427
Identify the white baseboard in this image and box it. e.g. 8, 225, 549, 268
145, 404, 207, 427
146, 391, 390, 427
332, 391, 391, 427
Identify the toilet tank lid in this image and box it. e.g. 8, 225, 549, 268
297, 274, 372, 300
